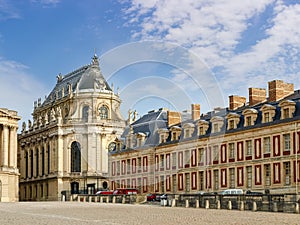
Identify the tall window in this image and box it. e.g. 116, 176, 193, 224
229, 120, 234, 130
229, 143, 235, 159
82, 106, 89, 122
99, 105, 108, 119
47, 144, 50, 174
246, 140, 252, 156
264, 164, 271, 186
213, 145, 219, 161
214, 170, 219, 190
30, 150, 34, 178
36, 149, 39, 177
41, 147, 45, 176
246, 166, 252, 188
263, 137, 271, 153
283, 134, 291, 151
25, 151, 28, 178
284, 162, 291, 185
229, 168, 235, 188
71, 142, 81, 172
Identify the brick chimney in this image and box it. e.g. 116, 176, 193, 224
191, 104, 200, 121
229, 95, 246, 110
167, 111, 181, 127
268, 80, 294, 102
249, 87, 266, 106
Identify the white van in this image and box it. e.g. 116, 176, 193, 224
220, 189, 243, 195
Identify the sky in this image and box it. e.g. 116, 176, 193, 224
0, 0, 300, 126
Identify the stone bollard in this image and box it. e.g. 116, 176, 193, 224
89, 196, 92, 203
185, 199, 189, 208
100, 197, 103, 203
122, 196, 126, 204
70, 195, 73, 202
205, 200, 209, 209
195, 199, 199, 208
96, 196, 99, 202
112, 196, 116, 204
228, 200, 232, 210
295, 203, 299, 214
239, 201, 244, 211
216, 200, 220, 209
77, 196, 81, 202
171, 199, 176, 207
252, 201, 257, 212
273, 202, 278, 212
83, 196, 86, 202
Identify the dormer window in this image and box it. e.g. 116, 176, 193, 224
226, 113, 240, 130
183, 123, 195, 139
242, 108, 258, 127
260, 104, 276, 123
210, 116, 224, 133
158, 128, 169, 143
136, 132, 146, 147
197, 120, 209, 136
170, 126, 182, 141
279, 100, 296, 120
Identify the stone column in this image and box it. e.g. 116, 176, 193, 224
9, 126, 15, 167
3, 125, 9, 166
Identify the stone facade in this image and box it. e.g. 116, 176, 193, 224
18, 55, 125, 201
109, 80, 300, 195
0, 108, 20, 202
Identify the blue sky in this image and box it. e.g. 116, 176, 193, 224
0, 0, 300, 125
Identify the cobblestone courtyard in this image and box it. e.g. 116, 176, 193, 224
0, 202, 299, 225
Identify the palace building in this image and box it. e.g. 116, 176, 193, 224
0, 108, 20, 202
18, 55, 125, 201
109, 80, 300, 195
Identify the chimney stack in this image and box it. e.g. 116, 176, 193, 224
229, 95, 246, 110
191, 104, 200, 121
249, 87, 266, 106
167, 111, 181, 127
268, 80, 294, 102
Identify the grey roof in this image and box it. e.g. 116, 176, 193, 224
42, 55, 111, 106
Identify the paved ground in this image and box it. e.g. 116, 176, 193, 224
0, 202, 299, 225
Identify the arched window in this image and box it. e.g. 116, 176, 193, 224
99, 105, 108, 119
82, 106, 89, 122
71, 141, 81, 172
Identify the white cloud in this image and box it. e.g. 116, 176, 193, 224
122, 0, 300, 107
0, 0, 20, 20
0, 58, 48, 125
30, 0, 60, 7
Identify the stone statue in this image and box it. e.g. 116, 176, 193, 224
28, 119, 32, 128
22, 122, 26, 132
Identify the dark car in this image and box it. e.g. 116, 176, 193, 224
246, 190, 263, 195
147, 193, 157, 201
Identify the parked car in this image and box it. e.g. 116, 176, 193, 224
220, 189, 244, 195
112, 188, 139, 195
147, 193, 157, 201
245, 190, 263, 195
95, 190, 113, 195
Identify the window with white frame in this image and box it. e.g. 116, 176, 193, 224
229, 143, 235, 159
246, 166, 252, 188
283, 134, 291, 151
279, 100, 296, 120
284, 162, 291, 185
263, 137, 271, 153
246, 140, 252, 156
260, 104, 276, 123
213, 145, 219, 161
229, 168, 235, 188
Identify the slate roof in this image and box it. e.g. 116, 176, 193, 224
118, 90, 300, 150
42, 55, 111, 106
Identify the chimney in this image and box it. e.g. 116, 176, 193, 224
167, 111, 181, 127
191, 104, 200, 121
249, 87, 266, 106
229, 95, 246, 110
268, 80, 294, 102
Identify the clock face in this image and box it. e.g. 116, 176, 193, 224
108, 142, 116, 152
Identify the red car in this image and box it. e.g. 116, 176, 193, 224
147, 193, 156, 201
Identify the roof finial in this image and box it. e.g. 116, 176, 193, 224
91, 50, 99, 66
